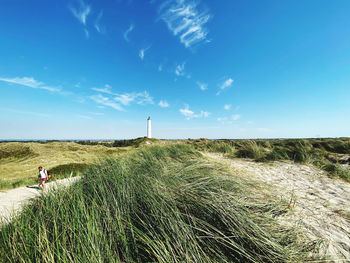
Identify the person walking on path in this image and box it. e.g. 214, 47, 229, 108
38, 166, 48, 190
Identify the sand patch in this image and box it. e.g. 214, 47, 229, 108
0, 176, 80, 223
207, 153, 350, 262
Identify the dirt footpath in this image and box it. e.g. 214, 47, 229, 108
208, 153, 350, 262
0, 177, 80, 223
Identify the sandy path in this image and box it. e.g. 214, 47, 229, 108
207, 153, 350, 262
0, 176, 80, 222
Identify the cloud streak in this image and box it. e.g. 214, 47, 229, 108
179, 104, 209, 120
159, 0, 211, 48
224, 104, 231, 110
90, 90, 154, 111
196, 81, 207, 91
217, 77, 234, 95
90, 94, 124, 111
94, 10, 104, 33
139, 46, 150, 60
175, 62, 186, 76
84, 28, 89, 39
114, 92, 153, 106
0, 76, 61, 93
123, 24, 134, 42
158, 100, 169, 108
232, 114, 240, 121
91, 84, 114, 95
69, 0, 91, 25
175, 62, 191, 78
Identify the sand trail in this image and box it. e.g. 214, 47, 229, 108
207, 153, 350, 262
0, 176, 80, 223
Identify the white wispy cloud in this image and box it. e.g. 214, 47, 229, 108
114, 91, 154, 106
91, 84, 114, 95
196, 81, 207, 91
158, 100, 169, 108
158, 64, 163, 72
174, 62, 191, 78
201, 111, 210, 118
90, 94, 124, 111
94, 10, 104, 33
180, 105, 195, 119
84, 28, 89, 39
139, 46, 150, 60
69, 0, 91, 25
123, 24, 134, 42
159, 0, 211, 48
91, 86, 153, 110
175, 62, 186, 76
224, 104, 231, 110
114, 94, 135, 106
136, 91, 154, 105
232, 114, 241, 121
139, 49, 145, 60
0, 76, 61, 92
217, 117, 227, 122
179, 104, 209, 120
217, 77, 234, 95
217, 116, 232, 124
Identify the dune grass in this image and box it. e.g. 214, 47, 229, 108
187, 138, 350, 182
0, 141, 127, 190
0, 144, 312, 262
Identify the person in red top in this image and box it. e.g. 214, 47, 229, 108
38, 166, 48, 190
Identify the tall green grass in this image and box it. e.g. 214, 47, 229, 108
49, 162, 91, 179
235, 141, 266, 159
188, 138, 350, 182
0, 144, 310, 262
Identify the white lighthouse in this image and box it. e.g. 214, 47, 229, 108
147, 116, 152, 138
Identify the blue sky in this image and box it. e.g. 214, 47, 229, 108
0, 0, 349, 139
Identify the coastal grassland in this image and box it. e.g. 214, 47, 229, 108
0, 144, 312, 263
187, 138, 350, 182
0, 141, 128, 190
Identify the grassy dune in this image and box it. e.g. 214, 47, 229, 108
0, 144, 312, 262
1, 138, 349, 190
0, 141, 127, 190
187, 138, 350, 182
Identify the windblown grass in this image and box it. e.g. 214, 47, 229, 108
235, 141, 266, 159
0, 144, 310, 262
187, 138, 350, 182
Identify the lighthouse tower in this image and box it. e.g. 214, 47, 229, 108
147, 116, 152, 138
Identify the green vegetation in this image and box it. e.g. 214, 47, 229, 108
234, 141, 266, 159
1, 138, 349, 190
0, 144, 312, 262
187, 138, 350, 182
0, 141, 127, 190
